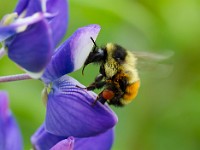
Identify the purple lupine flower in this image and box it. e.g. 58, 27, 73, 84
0, 0, 68, 78
32, 24, 118, 149
0, 91, 23, 150
31, 124, 114, 150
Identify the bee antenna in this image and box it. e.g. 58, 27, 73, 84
90, 37, 97, 48
82, 65, 86, 75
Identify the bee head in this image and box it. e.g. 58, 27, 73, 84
112, 44, 127, 63
82, 38, 106, 75
105, 43, 127, 65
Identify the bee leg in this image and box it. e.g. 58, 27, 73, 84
86, 81, 106, 91
76, 81, 106, 91
118, 77, 128, 92
75, 85, 86, 89
107, 88, 124, 106
95, 74, 104, 82
98, 97, 107, 104
108, 94, 123, 106
77, 74, 104, 91
87, 74, 104, 90
76, 74, 104, 90
92, 92, 107, 106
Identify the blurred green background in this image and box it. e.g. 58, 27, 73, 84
1, 0, 200, 149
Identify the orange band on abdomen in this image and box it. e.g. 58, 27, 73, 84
123, 80, 140, 102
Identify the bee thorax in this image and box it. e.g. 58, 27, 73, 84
104, 60, 119, 78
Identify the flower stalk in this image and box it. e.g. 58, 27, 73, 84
0, 73, 32, 83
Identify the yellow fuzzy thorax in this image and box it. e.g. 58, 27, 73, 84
104, 43, 140, 83
104, 43, 119, 78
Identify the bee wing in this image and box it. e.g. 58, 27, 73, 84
132, 51, 174, 78
132, 51, 174, 62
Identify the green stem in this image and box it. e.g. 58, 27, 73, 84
0, 73, 32, 83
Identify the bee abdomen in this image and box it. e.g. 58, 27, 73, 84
122, 80, 140, 104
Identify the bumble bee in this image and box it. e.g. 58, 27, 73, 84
81, 37, 171, 107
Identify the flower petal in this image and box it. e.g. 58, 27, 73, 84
31, 124, 68, 150
32, 124, 114, 150
0, 91, 23, 150
0, 12, 44, 42
6, 19, 53, 75
14, 0, 43, 17
0, 122, 4, 150
0, 92, 8, 150
42, 24, 100, 83
0, 27, 16, 42
11, 12, 44, 29
46, 0, 69, 47
45, 75, 118, 137
0, 92, 9, 121
50, 137, 74, 150
15, 0, 68, 47
25, 0, 43, 17
5, 114, 23, 150
14, 0, 29, 15
74, 128, 115, 150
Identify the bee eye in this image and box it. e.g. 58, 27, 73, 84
113, 45, 127, 62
